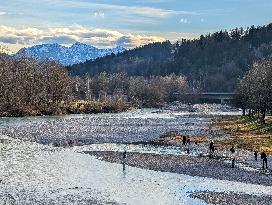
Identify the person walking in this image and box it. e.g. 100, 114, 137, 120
230, 146, 235, 168
260, 152, 268, 169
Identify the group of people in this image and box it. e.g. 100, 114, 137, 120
121, 138, 269, 171
209, 140, 269, 169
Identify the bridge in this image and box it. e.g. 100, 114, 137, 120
185, 93, 235, 104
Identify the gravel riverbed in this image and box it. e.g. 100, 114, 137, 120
190, 191, 272, 205
86, 151, 272, 186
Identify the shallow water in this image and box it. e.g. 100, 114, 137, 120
1, 136, 271, 205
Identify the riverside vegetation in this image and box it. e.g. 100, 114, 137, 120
0, 53, 188, 117
213, 116, 272, 154
217, 59, 272, 154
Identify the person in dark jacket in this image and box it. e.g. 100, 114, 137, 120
123, 150, 127, 161
254, 151, 258, 161
230, 146, 235, 168
182, 136, 187, 145
209, 140, 215, 153
187, 138, 191, 145
261, 152, 268, 169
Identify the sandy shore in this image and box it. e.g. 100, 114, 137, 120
85, 151, 272, 187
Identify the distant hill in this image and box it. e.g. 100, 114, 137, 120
15, 42, 125, 65
70, 23, 272, 92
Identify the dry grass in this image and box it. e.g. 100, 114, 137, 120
213, 116, 272, 154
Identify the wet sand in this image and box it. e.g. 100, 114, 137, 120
85, 151, 272, 187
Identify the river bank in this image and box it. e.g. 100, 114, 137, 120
0, 100, 137, 117
211, 115, 272, 154
189, 191, 272, 205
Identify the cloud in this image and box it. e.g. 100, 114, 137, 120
42, 0, 201, 19
94, 12, 105, 18
0, 36, 20, 44
180, 18, 189, 24
0, 25, 166, 51
116, 34, 165, 48
0, 11, 7, 16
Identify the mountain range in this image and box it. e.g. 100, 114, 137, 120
15, 42, 125, 65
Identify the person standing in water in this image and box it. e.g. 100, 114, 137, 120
123, 150, 127, 162
230, 146, 235, 168
122, 150, 127, 172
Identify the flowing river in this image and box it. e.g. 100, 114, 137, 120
1, 104, 271, 205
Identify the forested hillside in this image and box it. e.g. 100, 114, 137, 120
68, 23, 272, 92
68, 41, 174, 76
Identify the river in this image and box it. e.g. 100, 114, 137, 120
2, 104, 271, 205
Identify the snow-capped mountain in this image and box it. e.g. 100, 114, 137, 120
15, 42, 125, 65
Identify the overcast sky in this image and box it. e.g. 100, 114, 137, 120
1, 0, 272, 52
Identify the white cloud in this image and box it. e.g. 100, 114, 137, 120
0, 11, 7, 16
116, 34, 165, 48
94, 12, 105, 18
0, 25, 166, 52
42, 0, 201, 18
180, 18, 189, 24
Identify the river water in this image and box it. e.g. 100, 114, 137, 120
0, 104, 239, 145
1, 104, 271, 205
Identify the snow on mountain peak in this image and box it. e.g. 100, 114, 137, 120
15, 43, 125, 65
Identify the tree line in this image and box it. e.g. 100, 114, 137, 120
0, 54, 189, 116
81, 72, 189, 107
234, 59, 272, 124
68, 23, 272, 93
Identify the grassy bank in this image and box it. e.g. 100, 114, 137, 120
212, 116, 272, 153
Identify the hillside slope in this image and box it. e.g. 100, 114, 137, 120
68, 23, 272, 92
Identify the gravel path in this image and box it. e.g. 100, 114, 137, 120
190, 191, 272, 205
85, 151, 272, 186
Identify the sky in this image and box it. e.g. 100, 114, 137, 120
0, 0, 272, 52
